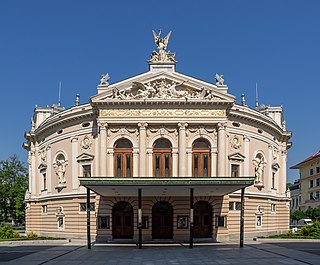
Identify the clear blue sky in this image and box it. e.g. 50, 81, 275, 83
1, 0, 319, 183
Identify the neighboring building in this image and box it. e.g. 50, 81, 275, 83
291, 151, 320, 210
23, 31, 292, 242
289, 179, 300, 211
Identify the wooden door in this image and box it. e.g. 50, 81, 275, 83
152, 202, 173, 239
194, 201, 212, 238
113, 202, 133, 239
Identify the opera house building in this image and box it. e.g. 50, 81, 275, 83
23, 31, 292, 244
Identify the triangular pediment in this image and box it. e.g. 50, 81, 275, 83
77, 153, 94, 162
91, 71, 235, 105
228, 152, 246, 161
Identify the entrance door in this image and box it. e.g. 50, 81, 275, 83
194, 201, 212, 238
113, 202, 133, 239
152, 201, 173, 239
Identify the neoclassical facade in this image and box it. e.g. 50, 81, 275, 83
24, 31, 292, 242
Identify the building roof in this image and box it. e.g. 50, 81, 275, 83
291, 150, 320, 169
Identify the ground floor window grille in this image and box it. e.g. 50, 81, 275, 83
98, 216, 110, 229
256, 215, 262, 228
80, 203, 95, 212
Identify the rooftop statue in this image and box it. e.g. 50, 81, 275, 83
150, 30, 176, 63
215, 73, 225, 86
99, 73, 110, 86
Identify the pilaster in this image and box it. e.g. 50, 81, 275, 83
99, 123, 108, 176
46, 146, 52, 193
243, 135, 250, 176
211, 149, 218, 177
71, 137, 78, 191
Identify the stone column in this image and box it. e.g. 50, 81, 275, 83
243, 135, 250, 177
71, 137, 78, 191
46, 146, 52, 193
217, 123, 226, 177
133, 149, 139, 177
187, 149, 192, 177
107, 150, 114, 177
99, 123, 108, 177
178, 123, 188, 177
172, 149, 179, 177
138, 123, 148, 177
34, 142, 39, 195
147, 148, 153, 177
211, 149, 217, 177
94, 128, 99, 177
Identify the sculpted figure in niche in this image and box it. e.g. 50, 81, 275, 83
253, 154, 266, 184
55, 154, 66, 184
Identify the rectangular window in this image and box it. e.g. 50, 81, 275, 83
116, 154, 122, 177
299, 196, 301, 203
310, 180, 314, 188
98, 216, 110, 229
256, 215, 262, 227
215, 215, 226, 227
164, 154, 170, 177
155, 154, 160, 177
80, 203, 95, 212
229, 202, 234, 211
125, 154, 131, 177
316, 191, 320, 199
43, 173, 47, 190
272, 172, 275, 189
194, 154, 199, 177
83, 165, 91, 177
231, 164, 239, 177
316, 178, 320, 187
58, 216, 64, 229
42, 205, 47, 213
310, 168, 314, 175
203, 154, 208, 177
309, 193, 314, 200
271, 204, 276, 212
317, 167, 320, 174
229, 202, 241, 211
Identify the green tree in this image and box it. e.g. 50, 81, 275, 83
306, 208, 320, 221
290, 210, 306, 221
0, 155, 28, 224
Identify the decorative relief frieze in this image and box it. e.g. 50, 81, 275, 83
100, 109, 226, 118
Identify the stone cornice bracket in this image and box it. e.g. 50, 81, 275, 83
243, 135, 250, 142
46, 145, 51, 151
178, 122, 188, 130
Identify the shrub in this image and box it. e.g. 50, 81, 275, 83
0, 226, 20, 239
26, 232, 38, 239
299, 221, 320, 237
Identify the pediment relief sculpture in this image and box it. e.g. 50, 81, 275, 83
105, 78, 221, 101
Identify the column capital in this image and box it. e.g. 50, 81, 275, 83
138, 122, 148, 129
178, 122, 188, 130
98, 122, 108, 130
46, 145, 51, 151
217, 122, 227, 130
243, 135, 251, 142
71, 136, 78, 143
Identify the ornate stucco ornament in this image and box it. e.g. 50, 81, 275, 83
230, 135, 241, 149
106, 79, 220, 100
81, 135, 92, 151
149, 30, 176, 63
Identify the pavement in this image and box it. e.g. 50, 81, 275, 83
0, 239, 320, 265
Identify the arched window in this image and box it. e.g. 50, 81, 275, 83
153, 139, 172, 177
192, 139, 211, 177
114, 139, 133, 177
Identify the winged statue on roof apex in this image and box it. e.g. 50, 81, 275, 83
150, 30, 176, 63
